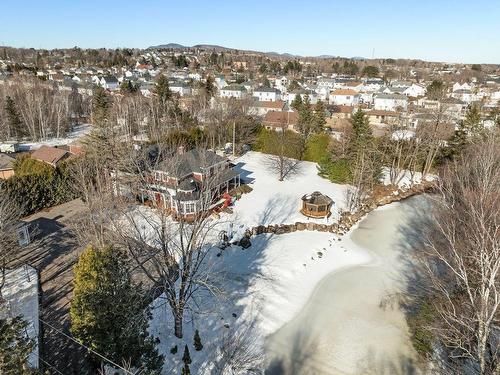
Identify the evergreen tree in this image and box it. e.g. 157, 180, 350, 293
181, 363, 191, 375
154, 74, 172, 109
4, 95, 25, 140
290, 93, 303, 111
182, 345, 192, 365
193, 329, 203, 351
312, 100, 327, 130
204, 76, 215, 99
348, 109, 373, 156
70, 245, 163, 374
426, 80, 446, 100
0, 317, 35, 375
463, 104, 482, 134
297, 94, 314, 140
361, 65, 379, 77
91, 86, 109, 126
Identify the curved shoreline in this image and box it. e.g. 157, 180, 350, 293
264, 198, 422, 375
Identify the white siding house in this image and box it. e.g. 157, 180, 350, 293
373, 93, 408, 111
220, 84, 247, 99
252, 87, 281, 102
329, 89, 359, 106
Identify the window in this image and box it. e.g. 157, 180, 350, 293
154, 171, 162, 181
183, 202, 196, 214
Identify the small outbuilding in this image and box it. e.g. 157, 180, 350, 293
300, 191, 333, 219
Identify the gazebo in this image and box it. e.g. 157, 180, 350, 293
300, 191, 334, 219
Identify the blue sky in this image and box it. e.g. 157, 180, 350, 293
0, 0, 498, 63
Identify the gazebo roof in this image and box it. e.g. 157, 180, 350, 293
301, 191, 333, 206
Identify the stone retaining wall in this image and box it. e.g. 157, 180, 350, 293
246, 182, 435, 238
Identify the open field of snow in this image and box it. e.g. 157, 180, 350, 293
0, 265, 39, 369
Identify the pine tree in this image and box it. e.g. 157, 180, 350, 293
463, 104, 482, 134
154, 74, 172, 108
182, 344, 192, 365
0, 317, 35, 374
348, 109, 373, 156
193, 329, 203, 351
312, 100, 326, 130
4, 95, 25, 140
181, 363, 191, 375
91, 86, 109, 126
70, 245, 163, 373
290, 93, 303, 111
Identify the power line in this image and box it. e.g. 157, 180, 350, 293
39, 317, 138, 375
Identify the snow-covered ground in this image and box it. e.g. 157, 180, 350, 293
0, 266, 39, 369
380, 166, 437, 190
146, 152, 372, 374
18, 123, 91, 151
229, 152, 349, 234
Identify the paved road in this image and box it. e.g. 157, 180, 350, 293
15, 199, 93, 375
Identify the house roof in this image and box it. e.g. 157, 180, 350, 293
367, 109, 399, 117
375, 93, 408, 100
221, 84, 246, 92
331, 89, 357, 96
156, 149, 226, 178
251, 100, 285, 109
0, 153, 14, 171
263, 111, 299, 127
31, 146, 69, 165
254, 86, 280, 93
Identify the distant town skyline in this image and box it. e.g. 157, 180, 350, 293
1, 0, 498, 64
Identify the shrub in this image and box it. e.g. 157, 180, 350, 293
193, 329, 203, 351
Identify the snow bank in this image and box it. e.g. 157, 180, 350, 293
0, 265, 39, 368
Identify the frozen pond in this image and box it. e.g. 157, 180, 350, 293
265, 197, 425, 375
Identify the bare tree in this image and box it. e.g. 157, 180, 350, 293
412, 133, 499, 374
263, 125, 302, 181
110, 146, 233, 339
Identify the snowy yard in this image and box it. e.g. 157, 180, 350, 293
229, 152, 349, 235
0, 266, 39, 369
18, 123, 91, 151
146, 151, 372, 373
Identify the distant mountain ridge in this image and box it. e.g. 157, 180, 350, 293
148, 42, 365, 60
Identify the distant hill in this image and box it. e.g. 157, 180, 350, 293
149, 43, 187, 49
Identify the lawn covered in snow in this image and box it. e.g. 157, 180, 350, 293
149, 231, 371, 374
0, 266, 39, 369
230, 151, 349, 232
18, 123, 91, 151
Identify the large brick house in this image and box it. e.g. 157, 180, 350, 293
142, 148, 241, 221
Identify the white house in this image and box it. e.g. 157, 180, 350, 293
403, 84, 426, 97
329, 89, 359, 106
373, 93, 408, 111
170, 81, 191, 97
275, 76, 289, 93
100, 75, 119, 90
287, 89, 318, 105
214, 75, 228, 90
252, 86, 281, 102
220, 84, 247, 99
452, 82, 473, 92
